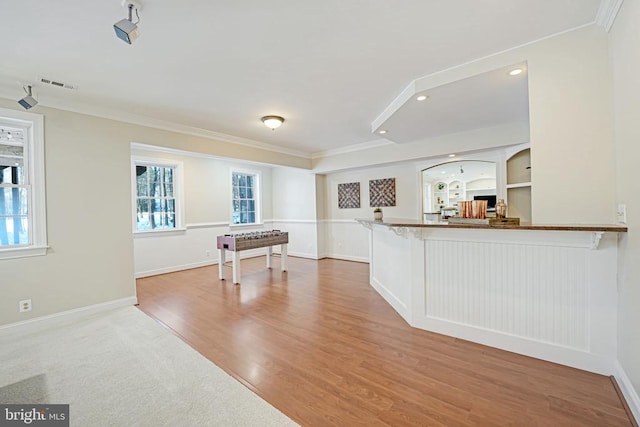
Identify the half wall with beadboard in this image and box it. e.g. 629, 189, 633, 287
362, 222, 620, 375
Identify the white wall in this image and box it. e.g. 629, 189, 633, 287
271, 168, 323, 260
324, 163, 420, 261
133, 154, 333, 277
611, 0, 640, 415
132, 147, 276, 277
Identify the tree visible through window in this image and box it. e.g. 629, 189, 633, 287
135, 164, 176, 230
231, 171, 258, 224
0, 109, 46, 259
0, 126, 28, 247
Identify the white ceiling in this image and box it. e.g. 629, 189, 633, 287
0, 1, 603, 157
375, 63, 530, 144
422, 160, 496, 184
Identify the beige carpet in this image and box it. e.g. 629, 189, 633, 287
0, 306, 297, 426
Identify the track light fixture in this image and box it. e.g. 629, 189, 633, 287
114, 0, 143, 44
261, 115, 285, 130
18, 85, 38, 110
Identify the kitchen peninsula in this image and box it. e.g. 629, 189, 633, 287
357, 218, 627, 375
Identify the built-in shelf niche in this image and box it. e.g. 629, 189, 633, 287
506, 148, 531, 223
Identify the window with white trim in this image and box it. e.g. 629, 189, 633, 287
0, 108, 47, 259
231, 169, 260, 225
132, 158, 183, 232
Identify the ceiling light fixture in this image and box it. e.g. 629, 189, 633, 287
416, 95, 428, 101
448, 154, 456, 158
18, 85, 38, 110
261, 115, 284, 130
509, 68, 523, 76
378, 130, 388, 134
114, 0, 143, 44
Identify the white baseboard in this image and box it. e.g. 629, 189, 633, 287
286, 251, 319, 260
136, 250, 324, 278
135, 260, 217, 278
615, 360, 640, 424
371, 277, 409, 321
327, 253, 369, 263
135, 252, 367, 278
0, 296, 138, 337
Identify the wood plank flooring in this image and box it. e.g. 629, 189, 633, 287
136, 257, 633, 426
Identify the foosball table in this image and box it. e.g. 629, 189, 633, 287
217, 230, 288, 284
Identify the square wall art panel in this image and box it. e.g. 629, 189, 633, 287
369, 178, 396, 207
338, 182, 360, 209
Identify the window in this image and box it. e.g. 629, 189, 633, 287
231, 169, 260, 225
132, 158, 183, 232
0, 108, 46, 259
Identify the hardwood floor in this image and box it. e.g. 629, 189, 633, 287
136, 257, 633, 426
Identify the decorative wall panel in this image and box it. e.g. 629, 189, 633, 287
369, 178, 396, 207
337, 182, 360, 209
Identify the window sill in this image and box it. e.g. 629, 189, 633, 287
133, 228, 187, 238
229, 223, 264, 230
0, 245, 48, 260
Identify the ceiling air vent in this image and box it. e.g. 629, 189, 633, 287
38, 77, 78, 90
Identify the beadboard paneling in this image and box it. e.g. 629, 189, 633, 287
425, 239, 588, 350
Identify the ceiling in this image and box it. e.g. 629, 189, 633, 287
422, 160, 496, 184
0, 1, 603, 157
375, 63, 530, 144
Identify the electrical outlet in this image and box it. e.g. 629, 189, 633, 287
19, 299, 32, 313
617, 204, 627, 224
205, 250, 211, 257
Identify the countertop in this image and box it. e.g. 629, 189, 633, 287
356, 218, 628, 233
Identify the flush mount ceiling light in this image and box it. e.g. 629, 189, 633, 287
114, 0, 143, 44
17, 85, 38, 110
261, 115, 284, 130
416, 95, 429, 101
448, 154, 456, 158
509, 68, 523, 76
378, 130, 388, 134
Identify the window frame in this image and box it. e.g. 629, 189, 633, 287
131, 156, 185, 235
230, 168, 261, 227
0, 108, 47, 260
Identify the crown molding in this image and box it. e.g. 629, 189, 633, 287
0, 86, 311, 159
130, 142, 295, 169
595, 0, 624, 32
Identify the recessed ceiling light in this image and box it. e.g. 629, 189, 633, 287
448, 154, 456, 158
441, 171, 446, 174
378, 130, 387, 134
509, 68, 523, 76
416, 95, 428, 101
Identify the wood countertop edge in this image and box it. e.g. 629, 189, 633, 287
355, 218, 628, 233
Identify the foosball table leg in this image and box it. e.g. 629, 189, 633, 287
232, 250, 241, 284
218, 248, 225, 280
266, 246, 272, 269
281, 243, 287, 272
